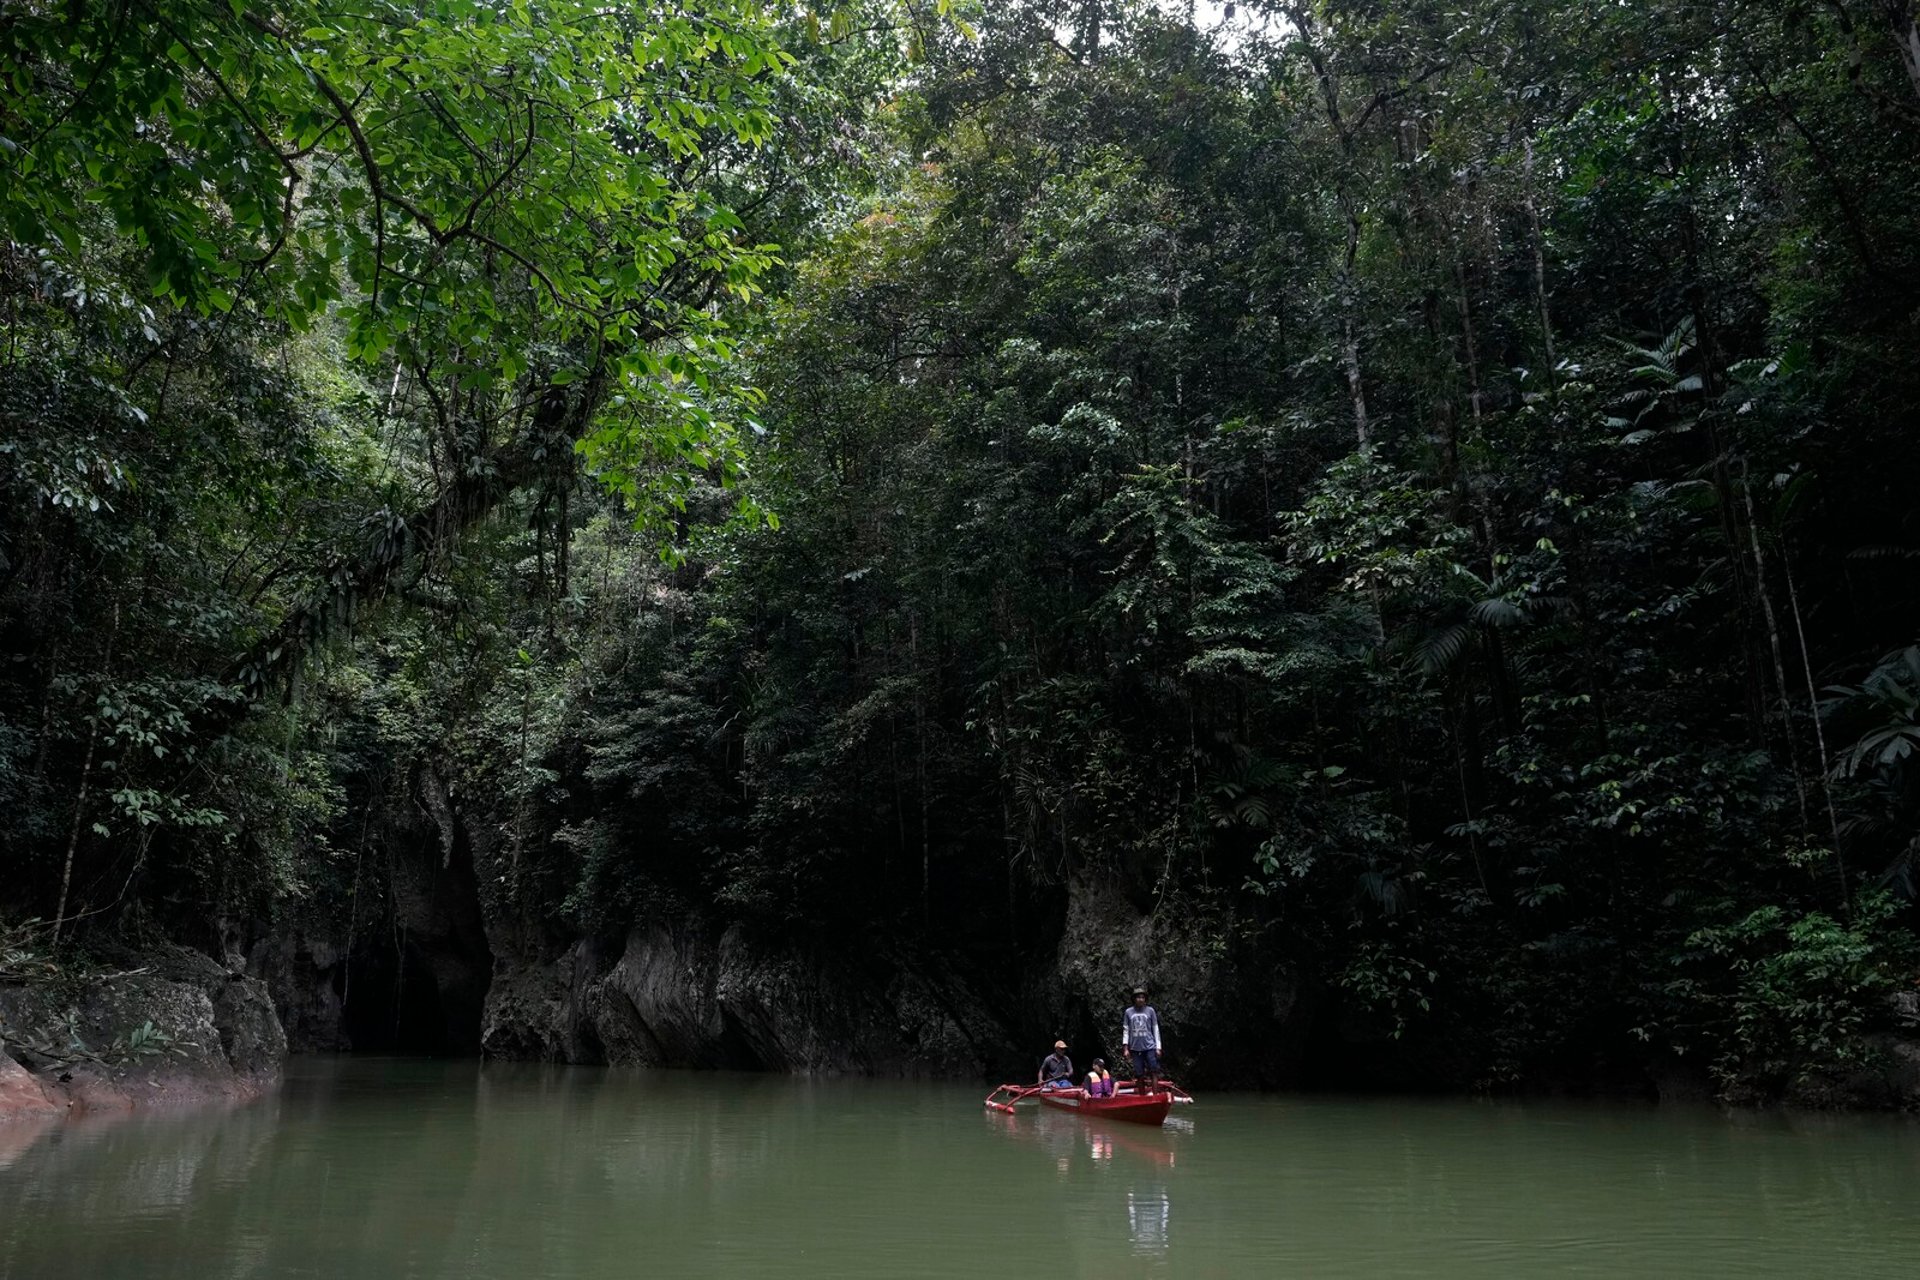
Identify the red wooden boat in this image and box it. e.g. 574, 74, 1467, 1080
983, 1080, 1191, 1127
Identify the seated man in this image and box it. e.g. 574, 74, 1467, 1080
1037, 1039, 1073, 1090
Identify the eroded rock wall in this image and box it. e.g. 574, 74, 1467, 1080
482, 921, 1003, 1077
1035, 876, 1310, 1089
0, 946, 287, 1122
239, 770, 1313, 1087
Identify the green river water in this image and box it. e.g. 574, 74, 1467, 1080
2, 1056, 1917, 1278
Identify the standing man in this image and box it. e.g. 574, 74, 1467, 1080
1038, 1039, 1073, 1090
1122, 987, 1162, 1087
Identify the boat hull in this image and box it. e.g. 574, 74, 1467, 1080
1036, 1088, 1173, 1126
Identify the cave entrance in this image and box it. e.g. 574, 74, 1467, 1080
339, 929, 488, 1055
334, 833, 495, 1054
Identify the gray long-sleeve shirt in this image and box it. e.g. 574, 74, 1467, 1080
1122, 1005, 1161, 1051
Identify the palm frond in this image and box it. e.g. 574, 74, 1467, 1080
1469, 597, 1525, 628
1414, 622, 1475, 675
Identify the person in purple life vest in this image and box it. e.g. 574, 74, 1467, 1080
1122, 986, 1163, 1087
1084, 1059, 1114, 1097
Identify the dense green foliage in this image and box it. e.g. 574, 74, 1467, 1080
0, 0, 795, 935
7, 0, 1920, 1096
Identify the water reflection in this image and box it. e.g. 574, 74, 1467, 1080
984, 1104, 1179, 1259
1127, 1186, 1170, 1254
3, 1062, 1919, 1278
0, 1113, 56, 1172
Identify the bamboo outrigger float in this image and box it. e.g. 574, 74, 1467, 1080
983, 1079, 1193, 1127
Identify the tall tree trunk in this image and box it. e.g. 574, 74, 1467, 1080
30, 641, 62, 789
1342, 303, 1370, 449
1076, 0, 1103, 61
888, 707, 906, 896
54, 602, 119, 943
1339, 187, 1370, 449
912, 613, 930, 928
1285, 3, 1371, 448
1672, 146, 1768, 742
1781, 544, 1850, 904
1885, 2, 1920, 104
1521, 136, 1558, 378
1453, 259, 1484, 428
1003, 790, 1018, 948
1740, 477, 1812, 833
1452, 707, 1490, 899
555, 485, 570, 598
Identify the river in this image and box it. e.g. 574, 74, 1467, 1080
2, 1057, 1916, 1278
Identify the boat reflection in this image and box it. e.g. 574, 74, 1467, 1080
984, 1104, 1178, 1256
983, 1103, 1179, 1169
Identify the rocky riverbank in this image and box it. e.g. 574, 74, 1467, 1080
0, 946, 286, 1125
9, 908, 1920, 1119
13, 765, 1917, 1116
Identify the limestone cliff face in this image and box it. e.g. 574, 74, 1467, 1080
252, 756, 1312, 1081
248, 926, 349, 1053
224, 817, 1920, 1107
249, 760, 496, 1057
258, 775, 1312, 1083
241, 768, 1920, 1104
1029, 876, 1311, 1088
0, 946, 287, 1122
471, 877, 1311, 1086
482, 922, 1002, 1077
252, 759, 1020, 1075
